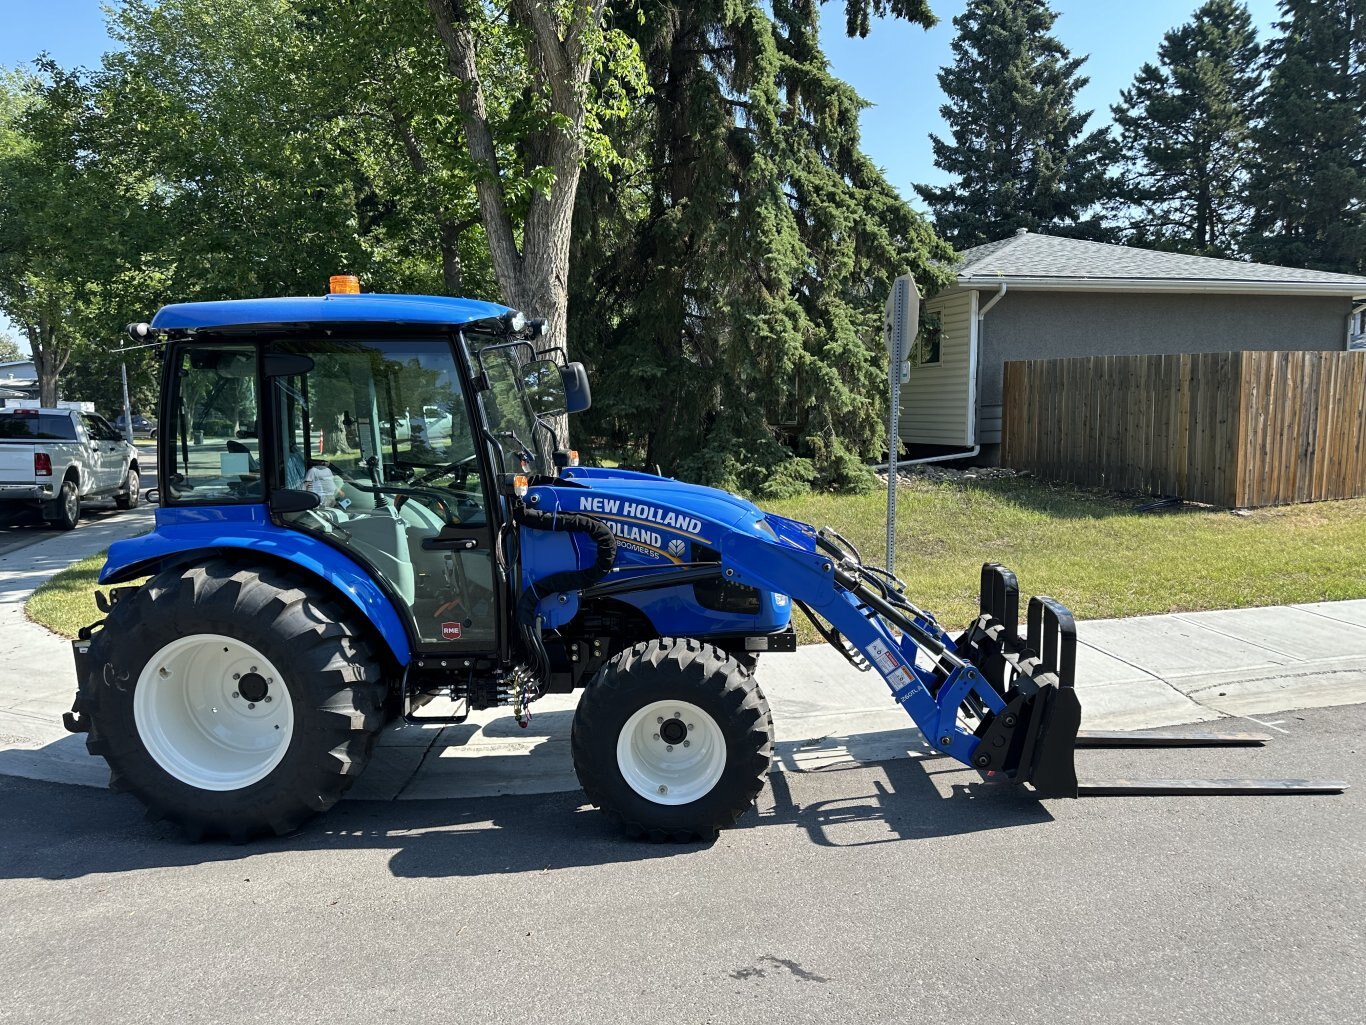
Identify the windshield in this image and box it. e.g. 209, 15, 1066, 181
471, 340, 555, 476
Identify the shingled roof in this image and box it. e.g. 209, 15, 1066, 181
954, 230, 1366, 296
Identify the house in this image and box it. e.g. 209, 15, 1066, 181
901, 230, 1366, 463
0, 359, 39, 402
0, 358, 36, 382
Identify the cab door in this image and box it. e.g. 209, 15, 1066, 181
262, 335, 501, 653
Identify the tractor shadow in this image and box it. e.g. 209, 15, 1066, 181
0, 739, 1053, 883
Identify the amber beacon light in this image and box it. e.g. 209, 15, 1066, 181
329, 274, 361, 294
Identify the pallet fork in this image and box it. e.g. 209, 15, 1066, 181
954, 564, 1345, 798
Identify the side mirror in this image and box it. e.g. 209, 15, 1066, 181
561, 362, 591, 414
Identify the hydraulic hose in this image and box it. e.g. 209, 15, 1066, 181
512, 505, 617, 626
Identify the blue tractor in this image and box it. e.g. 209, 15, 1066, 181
63, 285, 1342, 841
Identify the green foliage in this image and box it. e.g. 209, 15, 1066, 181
0, 63, 160, 406
0, 331, 22, 362
915, 0, 1119, 248
103, 0, 494, 301
1112, 0, 1261, 257
1243, 0, 1366, 274
569, 0, 952, 496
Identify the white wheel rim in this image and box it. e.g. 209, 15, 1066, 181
134, 634, 294, 791
616, 699, 726, 806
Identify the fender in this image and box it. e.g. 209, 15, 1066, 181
100, 504, 412, 665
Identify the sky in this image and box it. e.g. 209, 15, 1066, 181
0, 0, 1286, 350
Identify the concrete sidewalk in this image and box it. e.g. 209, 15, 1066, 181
0, 514, 1362, 800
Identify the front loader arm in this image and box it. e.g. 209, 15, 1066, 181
723, 514, 1082, 796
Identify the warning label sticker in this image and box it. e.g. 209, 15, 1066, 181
866, 639, 901, 676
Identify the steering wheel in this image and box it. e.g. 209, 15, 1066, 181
395, 490, 453, 523
413, 453, 479, 486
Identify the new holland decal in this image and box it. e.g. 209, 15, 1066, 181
576, 495, 706, 562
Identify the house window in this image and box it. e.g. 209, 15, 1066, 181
910, 314, 943, 367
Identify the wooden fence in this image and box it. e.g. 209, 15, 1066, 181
1001, 350, 1366, 508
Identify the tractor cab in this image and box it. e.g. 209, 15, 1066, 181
154, 296, 581, 656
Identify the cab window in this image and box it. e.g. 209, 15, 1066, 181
163, 345, 261, 504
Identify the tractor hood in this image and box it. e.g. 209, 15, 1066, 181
526, 465, 796, 636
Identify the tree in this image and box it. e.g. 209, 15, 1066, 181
0, 331, 22, 363
1112, 0, 1261, 256
422, 1, 647, 359
104, 0, 495, 303
1244, 0, 1366, 273
0, 65, 149, 407
914, 0, 1118, 249
568, 0, 954, 495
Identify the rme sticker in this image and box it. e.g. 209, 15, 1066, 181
441, 622, 462, 641
577, 496, 703, 536
866, 639, 901, 676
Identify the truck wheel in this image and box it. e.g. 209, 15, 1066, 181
47, 480, 80, 530
79, 560, 387, 841
572, 638, 773, 841
115, 468, 140, 510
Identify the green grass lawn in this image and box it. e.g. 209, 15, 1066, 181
26, 475, 1366, 642
768, 475, 1366, 638
25, 553, 126, 640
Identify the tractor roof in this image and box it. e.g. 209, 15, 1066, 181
150, 293, 514, 332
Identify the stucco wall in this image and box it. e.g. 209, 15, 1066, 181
977, 290, 1355, 443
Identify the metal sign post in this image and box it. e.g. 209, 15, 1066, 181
884, 274, 920, 575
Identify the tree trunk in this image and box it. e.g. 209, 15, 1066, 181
27, 315, 62, 407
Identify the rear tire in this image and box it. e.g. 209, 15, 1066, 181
572, 638, 773, 841
46, 480, 79, 530
115, 468, 140, 510
79, 560, 387, 841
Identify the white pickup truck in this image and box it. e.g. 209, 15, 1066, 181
0, 407, 143, 529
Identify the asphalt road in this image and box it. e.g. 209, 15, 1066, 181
1, 704, 1361, 1025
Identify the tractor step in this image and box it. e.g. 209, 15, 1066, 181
1075, 729, 1272, 748
1076, 778, 1348, 796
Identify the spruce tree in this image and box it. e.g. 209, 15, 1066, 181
569, 0, 954, 496
1244, 0, 1366, 273
1112, 0, 1261, 256
914, 0, 1118, 249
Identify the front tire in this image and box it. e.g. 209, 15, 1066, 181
572, 638, 773, 841
80, 560, 387, 841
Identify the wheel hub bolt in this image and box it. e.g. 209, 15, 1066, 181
652, 733, 660, 741
666, 745, 674, 752
657, 784, 667, 795
233, 673, 241, 680
248, 702, 256, 709
158, 668, 169, 678
232, 691, 240, 699
264, 696, 272, 703
683, 740, 690, 748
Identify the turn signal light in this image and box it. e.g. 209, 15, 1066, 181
34, 453, 52, 476
568, 449, 579, 467
513, 474, 529, 498
329, 274, 361, 294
